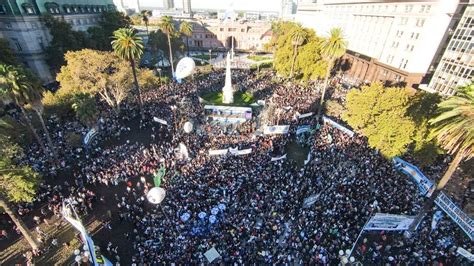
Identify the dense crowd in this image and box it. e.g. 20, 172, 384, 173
1, 69, 472, 265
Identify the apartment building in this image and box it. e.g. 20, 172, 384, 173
296, 0, 468, 88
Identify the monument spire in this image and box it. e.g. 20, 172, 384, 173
222, 52, 234, 104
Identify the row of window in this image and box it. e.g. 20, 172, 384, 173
219, 28, 246, 33
324, 3, 432, 14
14, 3, 113, 16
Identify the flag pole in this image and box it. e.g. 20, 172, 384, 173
348, 210, 373, 258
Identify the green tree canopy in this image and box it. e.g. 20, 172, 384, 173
57, 49, 133, 112
87, 11, 131, 51
343, 83, 416, 158
0, 38, 19, 66
72, 92, 98, 126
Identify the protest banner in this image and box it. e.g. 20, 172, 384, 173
209, 149, 228, 156
264, 125, 290, 135
364, 213, 415, 231
298, 112, 314, 119
456, 247, 474, 262
153, 117, 168, 125
322, 116, 355, 137
303, 194, 319, 208
271, 154, 287, 162
83, 128, 98, 146
296, 125, 311, 135
435, 192, 474, 240
393, 157, 435, 197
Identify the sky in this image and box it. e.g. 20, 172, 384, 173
136, 0, 285, 12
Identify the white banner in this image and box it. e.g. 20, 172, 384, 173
234, 148, 252, 155
457, 247, 474, 262
209, 149, 228, 156
271, 154, 287, 162
303, 194, 319, 208
298, 112, 314, 119
304, 152, 312, 165
435, 192, 474, 240
296, 125, 311, 135
322, 116, 355, 137
228, 147, 239, 155
364, 213, 415, 231
264, 125, 290, 135
83, 128, 98, 145
153, 117, 168, 125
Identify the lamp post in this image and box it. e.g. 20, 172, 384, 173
209, 49, 212, 64
157, 68, 162, 86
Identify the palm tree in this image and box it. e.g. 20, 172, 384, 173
317, 28, 347, 119
430, 84, 473, 189
408, 84, 473, 232
140, 10, 152, 38
289, 27, 307, 78
111, 28, 145, 119
179, 21, 193, 56
0, 195, 40, 250
159, 16, 176, 75
0, 65, 50, 155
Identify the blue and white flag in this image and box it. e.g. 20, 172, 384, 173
435, 192, 474, 240
431, 210, 443, 232
83, 128, 98, 146
296, 125, 311, 135
392, 157, 435, 197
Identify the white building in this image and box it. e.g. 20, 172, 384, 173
296, 0, 468, 88
427, 0, 473, 95
163, 0, 174, 10
280, 0, 296, 18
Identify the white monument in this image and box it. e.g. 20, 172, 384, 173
222, 52, 234, 104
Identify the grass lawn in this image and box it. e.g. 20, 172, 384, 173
193, 54, 218, 60
247, 55, 272, 62
200, 91, 254, 106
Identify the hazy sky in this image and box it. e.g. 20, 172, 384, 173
137, 0, 284, 12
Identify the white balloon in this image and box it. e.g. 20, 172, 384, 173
183, 122, 193, 133
175, 57, 196, 79
147, 187, 166, 204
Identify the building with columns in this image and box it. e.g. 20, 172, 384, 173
180, 19, 272, 51
296, 0, 469, 89
0, 0, 116, 82
163, 0, 174, 10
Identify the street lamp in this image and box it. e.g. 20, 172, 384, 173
208, 49, 212, 64
156, 68, 162, 86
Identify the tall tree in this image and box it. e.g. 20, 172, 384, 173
409, 84, 473, 232
159, 16, 176, 75
57, 49, 133, 113
0, 134, 41, 251
0, 38, 19, 66
140, 10, 152, 38
429, 84, 473, 189
179, 21, 193, 56
0, 65, 47, 153
290, 27, 307, 78
343, 83, 416, 158
111, 28, 145, 119
87, 11, 131, 51
72, 93, 98, 127
317, 28, 347, 119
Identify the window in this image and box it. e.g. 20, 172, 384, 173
11, 38, 22, 51
416, 18, 425, 27
0, 5, 6, 14
405, 4, 413, 13
22, 4, 35, 15
420, 5, 425, 13
396, 30, 404, 38
425, 5, 431, 13
38, 37, 45, 50
241, 28, 245, 32
219, 28, 224, 31
400, 17, 408, 25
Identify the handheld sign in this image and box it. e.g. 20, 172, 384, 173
175, 57, 196, 80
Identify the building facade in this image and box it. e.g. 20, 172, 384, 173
163, 0, 174, 10
182, 0, 191, 17
182, 19, 272, 51
281, 0, 296, 18
296, 0, 468, 88
0, 0, 115, 82
427, 0, 473, 95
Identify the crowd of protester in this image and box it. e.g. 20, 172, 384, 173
1, 69, 472, 265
